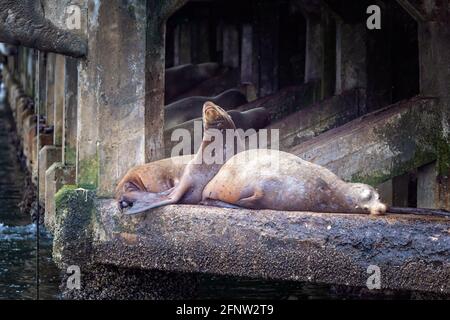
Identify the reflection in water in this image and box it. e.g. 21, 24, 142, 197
0, 103, 60, 300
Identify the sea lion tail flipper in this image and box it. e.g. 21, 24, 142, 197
122, 182, 191, 215
121, 188, 176, 215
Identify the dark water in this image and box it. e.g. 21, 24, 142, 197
0, 101, 60, 300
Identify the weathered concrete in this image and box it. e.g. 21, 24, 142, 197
223, 25, 239, 68
253, 1, 280, 97
241, 24, 253, 84
77, 0, 147, 195
305, 16, 322, 84
267, 88, 366, 150
53, 54, 65, 146
38, 145, 61, 203
0, 0, 87, 57
290, 97, 441, 188
35, 51, 46, 116
417, 11, 450, 210
45, 162, 75, 232
377, 180, 393, 207
52, 188, 450, 295
321, 8, 336, 99
335, 22, 367, 95
145, 0, 190, 163
45, 53, 55, 127
417, 162, 437, 208
63, 57, 78, 166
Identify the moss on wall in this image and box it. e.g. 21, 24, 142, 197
351, 100, 443, 186
53, 186, 98, 268
77, 156, 99, 190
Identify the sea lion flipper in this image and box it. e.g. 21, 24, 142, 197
235, 188, 264, 209
122, 180, 193, 215
120, 188, 176, 215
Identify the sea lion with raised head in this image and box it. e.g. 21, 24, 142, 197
164, 88, 248, 129
117, 102, 239, 214
202, 149, 387, 215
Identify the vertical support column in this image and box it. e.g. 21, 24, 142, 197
335, 22, 367, 95
321, 9, 336, 100
63, 57, 78, 166
254, 0, 280, 97
223, 24, 240, 68
241, 24, 253, 84
53, 54, 65, 147
145, 4, 168, 164
304, 16, 322, 83
35, 51, 47, 116
173, 24, 181, 66
78, 0, 147, 195
417, 162, 437, 208
46, 53, 56, 127
191, 20, 211, 64
418, 19, 450, 210
179, 22, 191, 65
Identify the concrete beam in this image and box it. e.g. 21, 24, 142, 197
0, 0, 87, 57
267, 88, 366, 150
290, 97, 440, 186
52, 188, 450, 295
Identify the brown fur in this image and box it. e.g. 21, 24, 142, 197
202, 149, 387, 215
117, 102, 238, 214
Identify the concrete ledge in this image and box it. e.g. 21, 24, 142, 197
82, 198, 450, 295
290, 96, 441, 185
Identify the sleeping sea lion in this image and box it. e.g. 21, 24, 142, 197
201, 149, 387, 215
164, 88, 248, 129
117, 101, 240, 214
115, 154, 194, 204
165, 62, 221, 104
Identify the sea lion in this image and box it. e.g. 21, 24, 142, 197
202, 149, 387, 215
163, 107, 270, 158
117, 101, 239, 214
165, 62, 221, 104
165, 89, 248, 129
115, 154, 194, 203
227, 107, 270, 131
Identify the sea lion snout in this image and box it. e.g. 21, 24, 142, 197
368, 202, 387, 216
202, 101, 236, 130
349, 183, 387, 215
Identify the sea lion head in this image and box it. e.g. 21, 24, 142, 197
345, 183, 387, 215
202, 101, 236, 131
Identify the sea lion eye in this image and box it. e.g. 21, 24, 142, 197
360, 189, 372, 201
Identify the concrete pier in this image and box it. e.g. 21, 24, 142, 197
1, 0, 449, 299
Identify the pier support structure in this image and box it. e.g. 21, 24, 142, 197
0, 0, 449, 299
